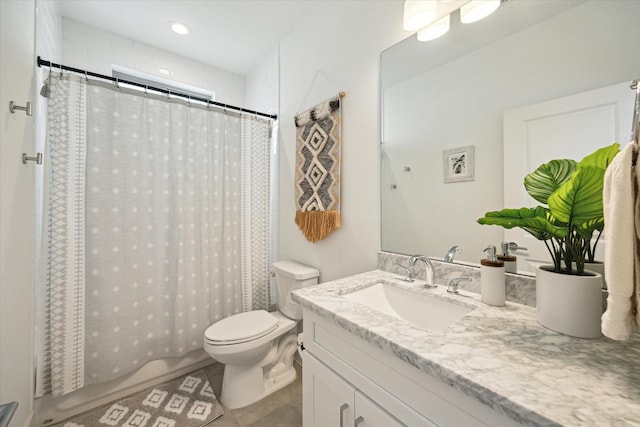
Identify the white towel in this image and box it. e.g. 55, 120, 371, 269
601, 142, 637, 340
635, 146, 640, 329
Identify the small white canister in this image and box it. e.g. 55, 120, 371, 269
481, 245, 505, 307
497, 254, 517, 274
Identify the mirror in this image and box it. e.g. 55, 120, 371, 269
380, 0, 640, 271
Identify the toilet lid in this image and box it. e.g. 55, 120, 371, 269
204, 310, 279, 344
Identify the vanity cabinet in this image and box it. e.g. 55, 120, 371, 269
302, 309, 522, 427
304, 350, 424, 427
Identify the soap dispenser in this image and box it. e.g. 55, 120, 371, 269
481, 245, 505, 307
497, 241, 517, 274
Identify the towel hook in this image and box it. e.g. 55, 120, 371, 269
22, 153, 43, 164
9, 101, 32, 116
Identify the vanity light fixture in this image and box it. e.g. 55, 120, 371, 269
417, 14, 450, 41
169, 21, 191, 36
460, 0, 501, 23
404, 0, 501, 42
403, 1, 438, 31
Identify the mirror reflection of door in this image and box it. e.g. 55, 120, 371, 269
503, 81, 634, 274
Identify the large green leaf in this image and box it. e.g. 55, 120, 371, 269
477, 207, 567, 240
577, 217, 604, 239
577, 143, 620, 170
548, 166, 605, 226
524, 159, 576, 204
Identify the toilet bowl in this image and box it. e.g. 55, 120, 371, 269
203, 261, 319, 409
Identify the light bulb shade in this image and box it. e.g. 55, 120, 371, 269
403, 1, 438, 31
417, 14, 450, 41
460, 0, 500, 24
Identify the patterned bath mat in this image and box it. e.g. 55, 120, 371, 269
52, 369, 223, 427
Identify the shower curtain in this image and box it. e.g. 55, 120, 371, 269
37, 74, 273, 396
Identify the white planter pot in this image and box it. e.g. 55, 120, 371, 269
585, 261, 606, 290
571, 261, 606, 289
536, 266, 603, 339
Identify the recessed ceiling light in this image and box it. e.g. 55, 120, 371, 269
169, 21, 191, 35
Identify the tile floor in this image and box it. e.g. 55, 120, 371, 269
204, 362, 303, 427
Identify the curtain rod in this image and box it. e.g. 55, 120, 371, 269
37, 56, 278, 120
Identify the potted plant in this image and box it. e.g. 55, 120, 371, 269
477, 143, 619, 338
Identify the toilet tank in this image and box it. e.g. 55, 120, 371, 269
273, 261, 319, 320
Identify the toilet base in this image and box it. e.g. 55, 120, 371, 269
219, 333, 298, 409
220, 361, 297, 409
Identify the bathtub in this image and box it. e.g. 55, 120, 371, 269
34, 349, 211, 425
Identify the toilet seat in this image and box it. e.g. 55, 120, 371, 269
204, 310, 279, 345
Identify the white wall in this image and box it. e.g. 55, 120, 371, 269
245, 47, 279, 116
61, 18, 245, 107
277, 1, 407, 282
1, 1, 37, 426
36, 0, 62, 62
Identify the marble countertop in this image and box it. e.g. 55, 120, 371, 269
292, 269, 640, 427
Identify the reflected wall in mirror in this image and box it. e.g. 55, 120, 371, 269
381, 0, 640, 274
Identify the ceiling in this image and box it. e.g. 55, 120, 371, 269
56, 0, 321, 76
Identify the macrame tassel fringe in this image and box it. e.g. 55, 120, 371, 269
295, 210, 341, 243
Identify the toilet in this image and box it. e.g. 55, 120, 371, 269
203, 260, 319, 409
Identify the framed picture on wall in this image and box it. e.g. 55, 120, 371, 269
443, 145, 475, 183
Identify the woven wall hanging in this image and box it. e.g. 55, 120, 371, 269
294, 94, 343, 242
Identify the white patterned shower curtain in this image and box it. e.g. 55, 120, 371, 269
37, 74, 273, 396
37, 74, 87, 397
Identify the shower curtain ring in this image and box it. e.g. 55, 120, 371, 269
144, 85, 148, 96
84, 70, 88, 82
115, 77, 119, 89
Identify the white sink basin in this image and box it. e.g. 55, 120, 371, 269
343, 282, 473, 333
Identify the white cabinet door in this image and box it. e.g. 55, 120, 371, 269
354, 390, 406, 427
304, 351, 418, 427
303, 352, 355, 427
503, 81, 634, 274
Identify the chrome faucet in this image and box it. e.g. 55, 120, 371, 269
443, 245, 462, 262
447, 277, 471, 294
501, 241, 527, 256
395, 263, 414, 282
408, 255, 437, 288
